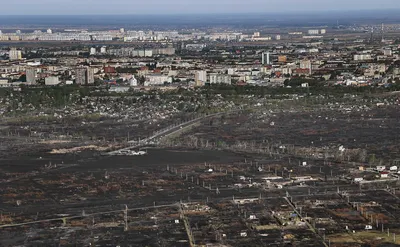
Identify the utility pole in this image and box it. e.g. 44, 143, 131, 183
124, 205, 128, 231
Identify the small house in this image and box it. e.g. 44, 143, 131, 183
354, 178, 364, 183
376, 166, 386, 172
380, 172, 389, 178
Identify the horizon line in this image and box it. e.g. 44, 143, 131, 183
0, 8, 399, 16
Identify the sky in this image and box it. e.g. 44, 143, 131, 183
2, 0, 400, 15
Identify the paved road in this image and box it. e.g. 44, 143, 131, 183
107, 111, 228, 155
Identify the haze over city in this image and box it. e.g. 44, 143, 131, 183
2, 0, 400, 14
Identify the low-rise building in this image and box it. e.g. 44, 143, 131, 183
208, 73, 231, 84
45, 76, 60, 86
145, 74, 170, 86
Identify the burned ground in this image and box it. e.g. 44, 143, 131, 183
1, 92, 400, 246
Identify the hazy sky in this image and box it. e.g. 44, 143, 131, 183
3, 0, 400, 15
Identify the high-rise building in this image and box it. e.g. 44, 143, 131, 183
26, 68, 37, 84
76, 67, 94, 85
299, 60, 312, 74
262, 52, 270, 65
195, 71, 207, 86
86, 67, 94, 84
9, 48, 22, 61
100, 46, 107, 53
308, 30, 319, 35
276, 35, 281, 40
320, 29, 326, 34
16, 30, 21, 34
75, 67, 87, 85
120, 28, 125, 33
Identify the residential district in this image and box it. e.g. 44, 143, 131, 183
0, 24, 400, 90
1, 22, 400, 247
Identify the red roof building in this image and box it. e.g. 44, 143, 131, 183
104, 66, 116, 74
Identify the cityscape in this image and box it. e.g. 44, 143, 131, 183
1, 3, 400, 247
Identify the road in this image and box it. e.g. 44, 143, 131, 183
0, 203, 179, 229
1, 187, 396, 229
107, 111, 228, 155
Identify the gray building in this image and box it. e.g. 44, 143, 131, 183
262, 52, 270, 65
76, 67, 95, 85
86, 67, 94, 84
26, 68, 37, 84
45, 76, 60, 86
75, 67, 87, 85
